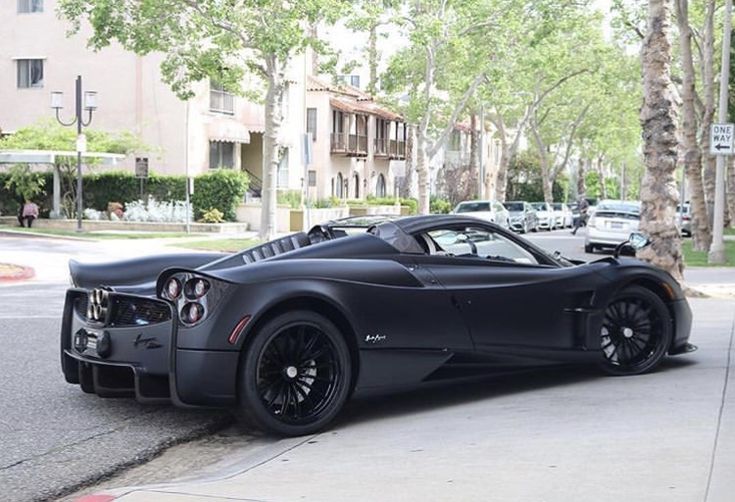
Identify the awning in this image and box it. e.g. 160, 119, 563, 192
0, 150, 125, 165
330, 98, 403, 122
208, 119, 251, 143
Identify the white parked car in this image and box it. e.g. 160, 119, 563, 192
530, 202, 556, 230
585, 200, 641, 253
453, 200, 510, 229
551, 203, 573, 228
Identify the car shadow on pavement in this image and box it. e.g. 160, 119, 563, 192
337, 358, 698, 429
338, 365, 599, 427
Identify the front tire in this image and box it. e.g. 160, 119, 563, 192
598, 286, 672, 376
237, 310, 352, 436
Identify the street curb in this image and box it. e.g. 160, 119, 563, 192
0, 228, 93, 242
0, 263, 35, 282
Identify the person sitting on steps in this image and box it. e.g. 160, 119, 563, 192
21, 199, 39, 228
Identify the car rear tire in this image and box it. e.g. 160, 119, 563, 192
585, 243, 595, 253
236, 310, 352, 436
598, 286, 672, 376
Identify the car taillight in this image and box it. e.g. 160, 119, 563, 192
185, 278, 210, 299
181, 302, 204, 325
166, 277, 182, 300
588, 216, 596, 228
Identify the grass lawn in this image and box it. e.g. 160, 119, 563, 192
0, 226, 204, 240
172, 238, 261, 253
682, 239, 735, 266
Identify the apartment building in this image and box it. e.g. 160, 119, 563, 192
0, 0, 307, 194
305, 77, 406, 201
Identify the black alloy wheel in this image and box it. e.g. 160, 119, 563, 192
237, 310, 351, 436
598, 286, 672, 376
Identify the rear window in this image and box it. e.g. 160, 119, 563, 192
595, 211, 640, 220
531, 203, 546, 210
456, 202, 490, 213
551, 203, 562, 210
503, 202, 524, 211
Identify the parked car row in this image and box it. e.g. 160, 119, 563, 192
451, 199, 576, 234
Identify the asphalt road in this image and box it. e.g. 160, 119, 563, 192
0, 236, 231, 502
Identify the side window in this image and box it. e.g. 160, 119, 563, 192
426, 227, 539, 265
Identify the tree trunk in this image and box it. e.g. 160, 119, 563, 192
677, 0, 711, 251
367, 23, 378, 95
259, 57, 283, 241
701, 0, 717, 230
403, 125, 416, 198
597, 155, 608, 199
639, 0, 683, 282
415, 132, 430, 214
577, 158, 586, 198
469, 113, 479, 197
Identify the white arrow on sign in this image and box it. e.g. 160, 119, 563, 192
710, 123, 735, 155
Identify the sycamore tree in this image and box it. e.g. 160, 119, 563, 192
480, 1, 599, 202
382, 0, 509, 214
59, 0, 348, 240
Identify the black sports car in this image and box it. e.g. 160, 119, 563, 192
61, 215, 694, 436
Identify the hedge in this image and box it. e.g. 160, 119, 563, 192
190, 169, 249, 221
1, 169, 247, 222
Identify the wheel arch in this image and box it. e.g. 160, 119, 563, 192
615, 277, 679, 351
235, 294, 360, 394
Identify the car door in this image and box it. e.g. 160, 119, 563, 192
413, 225, 589, 351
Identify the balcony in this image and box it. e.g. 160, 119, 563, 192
374, 138, 389, 157
389, 140, 406, 159
331, 132, 368, 156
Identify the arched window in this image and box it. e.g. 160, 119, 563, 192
335, 172, 344, 198
376, 173, 386, 197
353, 173, 360, 198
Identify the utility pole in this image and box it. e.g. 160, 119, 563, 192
710, 0, 733, 264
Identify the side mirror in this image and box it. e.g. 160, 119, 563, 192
614, 232, 651, 258
628, 232, 651, 250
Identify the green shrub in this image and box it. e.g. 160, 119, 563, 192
430, 196, 452, 214
83, 171, 187, 210
277, 189, 302, 209
191, 169, 249, 221
200, 207, 224, 223
362, 195, 418, 214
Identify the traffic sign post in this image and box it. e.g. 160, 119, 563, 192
710, 0, 733, 265
710, 123, 734, 155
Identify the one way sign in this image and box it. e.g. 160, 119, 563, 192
711, 123, 734, 155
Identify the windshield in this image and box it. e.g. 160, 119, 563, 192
503, 202, 524, 211
456, 202, 490, 213
551, 203, 562, 210
531, 203, 547, 211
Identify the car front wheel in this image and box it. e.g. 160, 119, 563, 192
236, 310, 352, 436
598, 286, 672, 376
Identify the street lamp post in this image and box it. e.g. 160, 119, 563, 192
51, 75, 97, 232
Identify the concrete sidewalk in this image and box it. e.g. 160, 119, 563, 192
79, 298, 734, 502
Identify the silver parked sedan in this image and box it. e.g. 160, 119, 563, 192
584, 200, 641, 253
453, 200, 510, 229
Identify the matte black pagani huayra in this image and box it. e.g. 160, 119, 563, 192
61, 215, 695, 436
